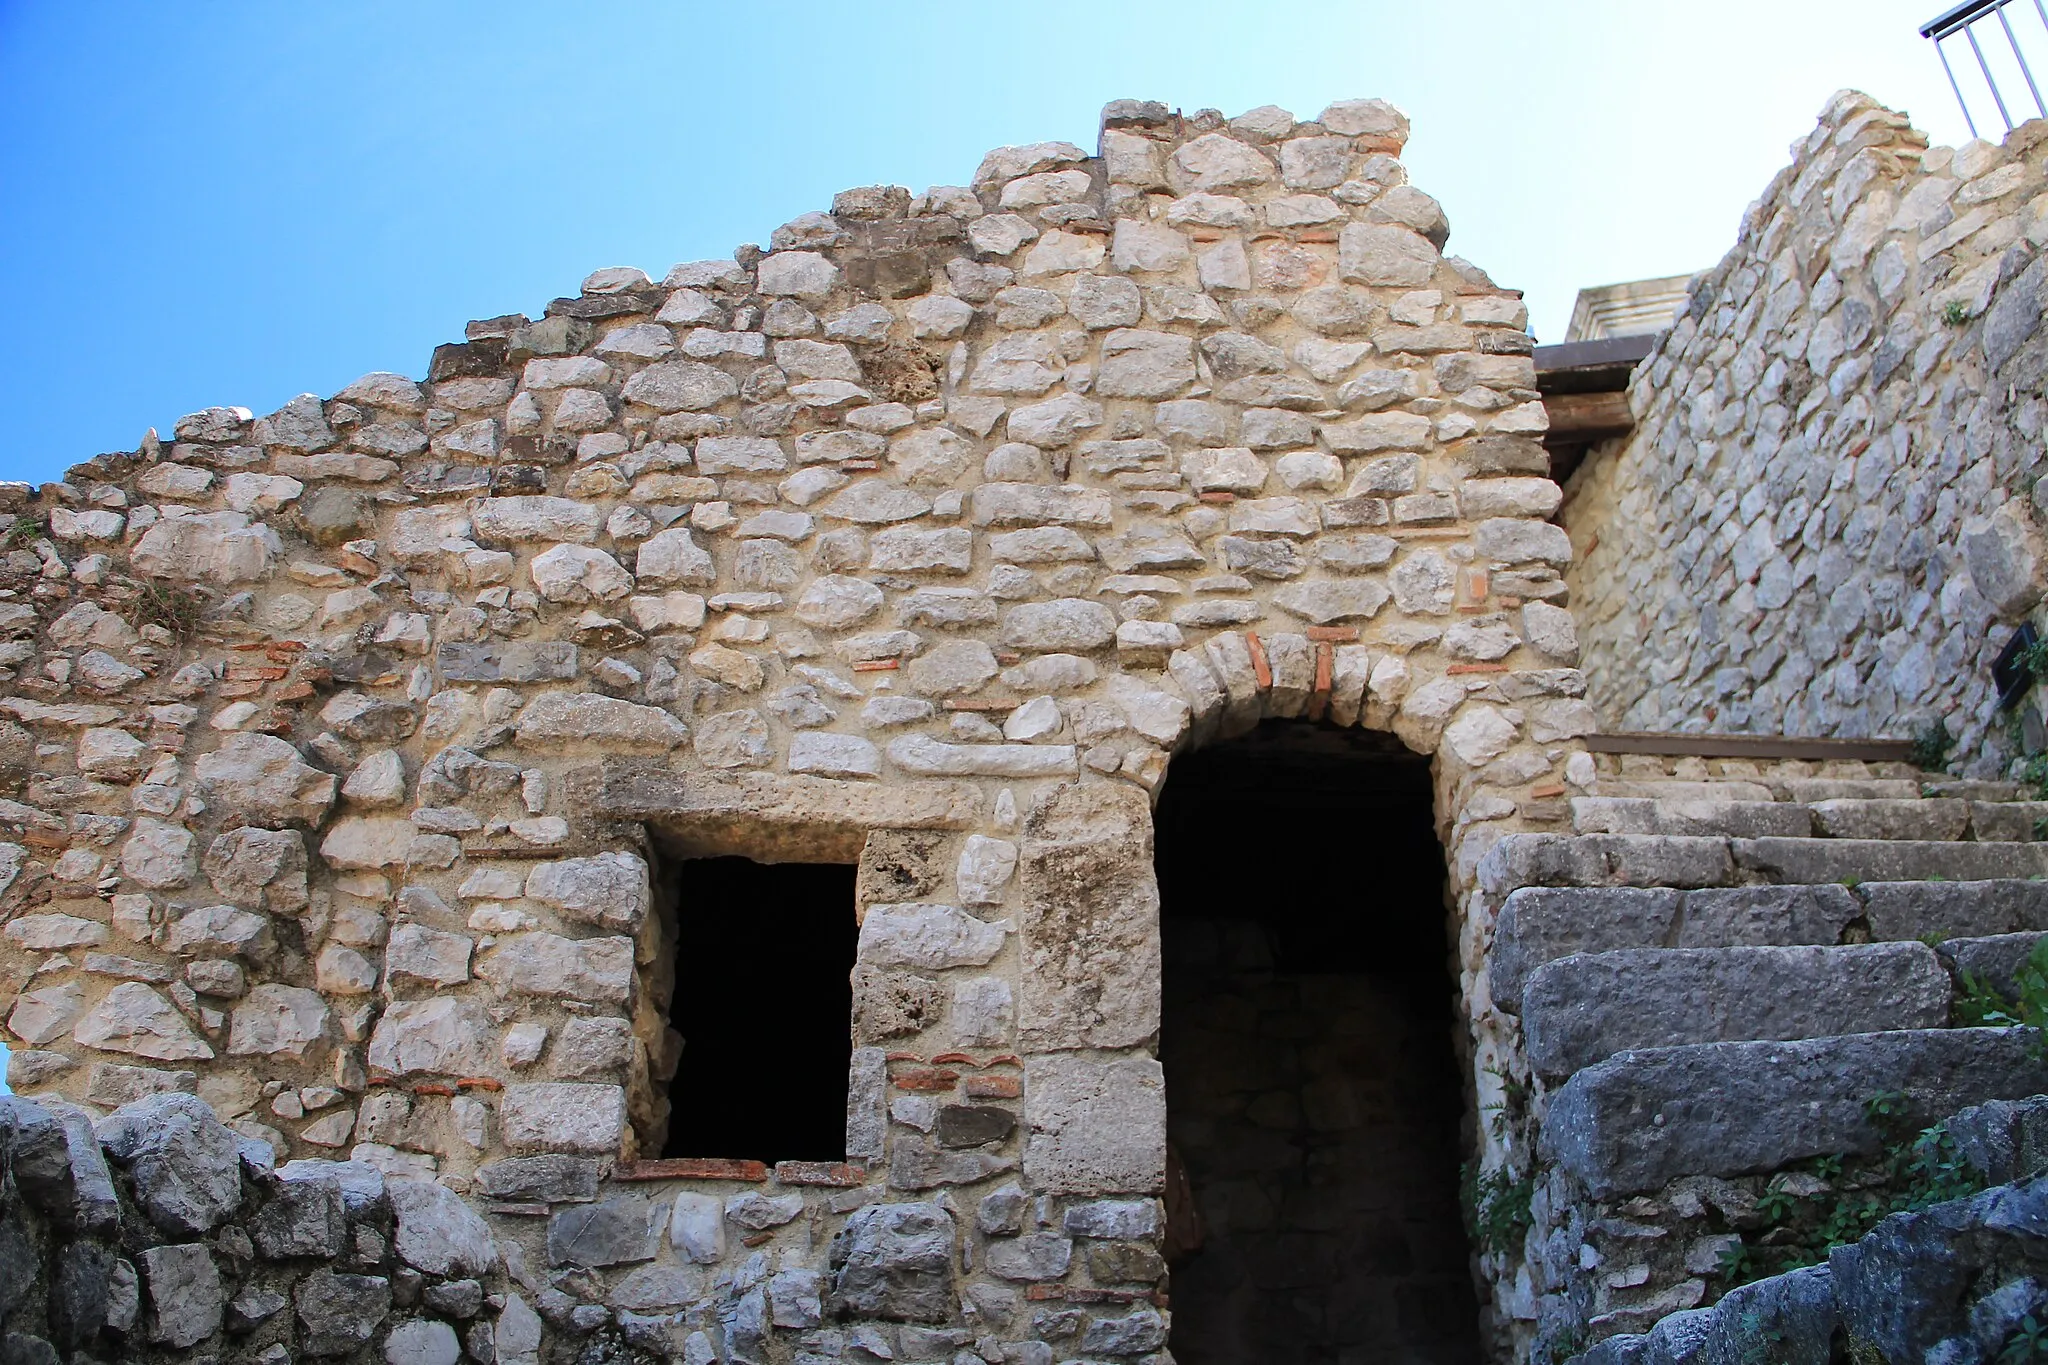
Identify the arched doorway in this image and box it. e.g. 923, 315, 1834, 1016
1156, 722, 1482, 1365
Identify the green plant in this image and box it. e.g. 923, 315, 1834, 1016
135, 581, 207, 641
1909, 720, 1958, 774
1998, 1312, 2048, 1364
2024, 751, 2048, 803
1461, 1163, 1535, 1256
1951, 937, 2048, 1032
0, 514, 41, 550
1715, 1102, 1986, 1288
1944, 299, 1974, 327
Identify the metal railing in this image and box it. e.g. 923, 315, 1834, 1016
1922, 0, 2048, 136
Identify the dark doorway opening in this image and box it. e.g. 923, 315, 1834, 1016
1156, 722, 1482, 1365
661, 856, 858, 1162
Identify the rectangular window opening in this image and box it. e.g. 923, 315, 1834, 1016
660, 855, 858, 1163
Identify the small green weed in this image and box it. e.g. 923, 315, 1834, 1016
1944, 299, 1974, 327
0, 514, 41, 550
1909, 720, 1957, 773
1460, 1163, 1535, 1257
1715, 1098, 1985, 1287
1952, 938, 2048, 1032
1999, 1313, 2048, 1364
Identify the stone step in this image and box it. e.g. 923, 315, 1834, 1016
1520, 943, 1951, 1080
1478, 833, 2048, 896
1571, 795, 2048, 842
1540, 1027, 2048, 1199
1491, 885, 1861, 1013
1570, 796, 1812, 839
1491, 880, 2048, 1012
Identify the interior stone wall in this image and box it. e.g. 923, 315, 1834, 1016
0, 94, 1591, 1362
1565, 92, 2048, 776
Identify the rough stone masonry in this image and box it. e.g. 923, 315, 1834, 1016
8, 83, 2048, 1365
0, 93, 1595, 1364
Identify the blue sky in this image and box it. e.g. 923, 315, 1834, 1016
0, 2, 1999, 491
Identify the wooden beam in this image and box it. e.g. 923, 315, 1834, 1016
1542, 390, 1634, 440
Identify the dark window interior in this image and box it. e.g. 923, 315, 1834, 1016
661, 856, 857, 1163
1157, 722, 1483, 1365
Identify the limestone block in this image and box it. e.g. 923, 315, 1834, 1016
366, 998, 493, 1077
526, 852, 650, 932
513, 692, 689, 749
129, 510, 281, 582
74, 983, 213, 1062
1017, 783, 1160, 1051
471, 496, 603, 544
476, 932, 634, 1004
142, 1242, 224, 1347
193, 734, 336, 828
498, 1083, 627, 1155
98, 1092, 243, 1235
203, 827, 308, 914
859, 904, 1009, 969
1023, 1053, 1166, 1195
227, 985, 330, 1061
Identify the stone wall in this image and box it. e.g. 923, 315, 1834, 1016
1565, 92, 2048, 775
0, 94, 1591, 1362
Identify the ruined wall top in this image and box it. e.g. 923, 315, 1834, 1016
1566, 90, 2048, 775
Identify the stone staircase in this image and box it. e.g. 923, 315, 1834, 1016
1480, 752, 2048, 1346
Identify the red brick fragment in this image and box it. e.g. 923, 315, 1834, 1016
615, 1157, 770, 1182
964, 1074, 1022, 1099
1245, 633, 1272, 690
893, 1067, 959, 1092
1529, 783, 1566, 799
1446, 662, 1508, 675
1304, 626, 1359, 642
852, 660, 899, 672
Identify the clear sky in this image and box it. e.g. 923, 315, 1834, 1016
0, 1, 2008, 493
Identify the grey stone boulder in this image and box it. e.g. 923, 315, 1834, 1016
830, 1201, 957, 1322
96, 1092, 243, 1235
1081, 1308, 1168, 1355
1829, 1178, 2048, 1364
0, 1096, 76, 1217
383, 1318, 463, 1365
48, 1241, 114, 1350
1573, 1307, 1712, 1364
1694, 1264, 1837, 1365
388, 1178, 497, 1278
1544, 1028, 2048, 1197
251, 1172, 347, 1259
1947, 1094, 2048, 1185
277, 1156, 386, 1213
474, 1154, 602, 1203
295, 1268, 392, 1355
1521, 942, 1951, 1079
547, 1195, 660, 1267
140, 1242, 223, 1348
